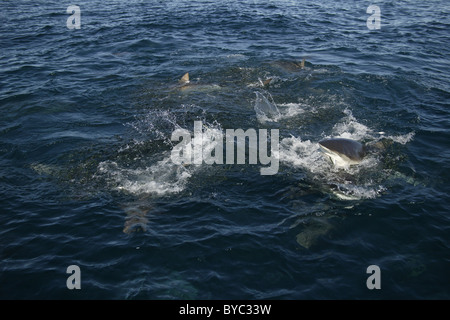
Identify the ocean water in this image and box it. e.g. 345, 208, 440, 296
0, 0, 449, 299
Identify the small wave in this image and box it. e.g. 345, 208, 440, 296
330, 183, 387, 201
383, 132, 415, 145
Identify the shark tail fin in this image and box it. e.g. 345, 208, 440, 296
179, 72, 190, 84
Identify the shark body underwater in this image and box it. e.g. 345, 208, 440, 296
319, 138, 366, 167
173, 72, 221, 93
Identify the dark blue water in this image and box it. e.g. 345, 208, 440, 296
1, 0, 449, 299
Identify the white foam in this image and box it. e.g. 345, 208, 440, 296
325, 109, 415, 147
279, 136, 326, 174
97, 118, 225, 197
98, 155, 193, 196
277, 103, 306, 119
253, 92, 315, 124
384, 132, 415, 145
327, 108, 373, 141
331, 184, 386, 200
226, 53, 246, 59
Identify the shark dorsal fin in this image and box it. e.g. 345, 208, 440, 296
263, 78, 272, 86
179, 72, 190, 84
300, 58, 305, 69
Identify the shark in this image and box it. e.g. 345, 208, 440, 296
174, 72, 221, 93
318, 138, 366, 167
270, 58, 306, 73
262, 58, 307, 87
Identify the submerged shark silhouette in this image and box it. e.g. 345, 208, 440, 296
319, 138, 366, 167
263, 58, 307, 87
270, 58, 306, 73
175, 72, 221, 93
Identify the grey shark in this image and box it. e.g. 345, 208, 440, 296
263, 58, 307, 86
319, 138, 366, 167
174, 72, 221, 93
270, 58, 306, 73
